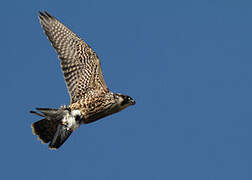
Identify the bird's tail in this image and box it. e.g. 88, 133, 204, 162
30, 107, 73, 150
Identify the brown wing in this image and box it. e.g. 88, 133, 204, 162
38, 11, 109, 103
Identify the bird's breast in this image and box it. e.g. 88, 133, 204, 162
69, 93, 118, 124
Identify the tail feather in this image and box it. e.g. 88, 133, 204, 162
49, 124, 72, 149
30, 107, 73, 149
31, 118, 58, 143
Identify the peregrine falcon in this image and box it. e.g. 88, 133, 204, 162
30, 11, 135, 150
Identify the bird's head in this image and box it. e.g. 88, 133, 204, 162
114, 93, 136, 111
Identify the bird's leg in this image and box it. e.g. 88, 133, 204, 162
61, 112, 70, 128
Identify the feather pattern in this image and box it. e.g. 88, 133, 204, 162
31, 11, 135, 150
38, 11, 108, 103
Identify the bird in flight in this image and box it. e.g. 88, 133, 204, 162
30, 11, 135, 150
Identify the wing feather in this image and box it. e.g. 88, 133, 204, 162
38, 11, 108, 103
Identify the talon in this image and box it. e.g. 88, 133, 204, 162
61, 121, 68, 126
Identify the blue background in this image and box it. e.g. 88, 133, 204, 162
0, 0, 251, 179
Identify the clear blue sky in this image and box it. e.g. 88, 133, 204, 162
0, 0, 251, 179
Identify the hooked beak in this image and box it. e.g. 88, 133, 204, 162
130, 99, 136, 105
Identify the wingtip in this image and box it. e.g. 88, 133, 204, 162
30, 110, 45, 117
36, 107, 49, 111
38, 11, 45, 19
36, 107, 58, 111
44, 11, 53, 18
38, 10, 54, 22
30, 110, 36, 114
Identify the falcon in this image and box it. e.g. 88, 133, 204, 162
30, 11, 135, 150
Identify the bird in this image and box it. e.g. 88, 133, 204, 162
30, 11, 135, 150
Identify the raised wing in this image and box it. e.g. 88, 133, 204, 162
38, 11, 108, 103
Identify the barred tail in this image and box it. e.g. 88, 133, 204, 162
32, 118, 58, 144
30, 108, 72, 150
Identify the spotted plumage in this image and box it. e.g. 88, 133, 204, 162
30, 11, 135, 150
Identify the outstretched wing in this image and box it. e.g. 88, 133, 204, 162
38, 11, 108, 103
